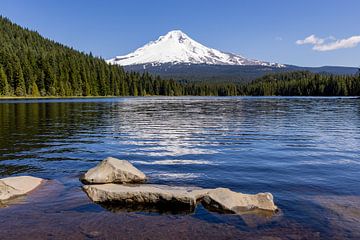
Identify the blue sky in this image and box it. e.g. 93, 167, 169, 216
1, 0, 359, 67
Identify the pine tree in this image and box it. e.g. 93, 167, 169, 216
13, 59, 26, 96
0, 65, 10, 96
29, 80, 40, 96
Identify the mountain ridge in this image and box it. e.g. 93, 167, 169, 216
108, 30, 284, 67
123, 63, 359, 83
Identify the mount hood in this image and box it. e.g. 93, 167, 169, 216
107, 30, 284, 67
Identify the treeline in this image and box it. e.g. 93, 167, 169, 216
0, 16, 359, 97
179, 71, 360, 96
240, 71, 360, 96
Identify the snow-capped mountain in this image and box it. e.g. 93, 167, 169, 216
107, 30, 284, 67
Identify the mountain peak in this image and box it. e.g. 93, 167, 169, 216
164, 30, 188, 38
108, 30, 284, 67
157, 30, 190, 44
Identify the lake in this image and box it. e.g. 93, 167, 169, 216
0, 96, 359, 239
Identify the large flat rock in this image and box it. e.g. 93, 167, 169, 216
83, 184, 209, 211
83, 184, 278, 215
0, 176, 44, 201
80, 157, 146, 184
203, 188, 277, 213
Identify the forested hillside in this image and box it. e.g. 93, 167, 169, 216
0, 16, 359, 97
241, 71, 360, 96
0, 16, 183, 97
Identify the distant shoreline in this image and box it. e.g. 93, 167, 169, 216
0, 95, 359, 100
0, 96, 121, 100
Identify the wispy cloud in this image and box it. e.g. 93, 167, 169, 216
296, 34, 324, 45
296, 34, 360, 51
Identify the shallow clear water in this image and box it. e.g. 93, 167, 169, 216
0, 97, 359, 239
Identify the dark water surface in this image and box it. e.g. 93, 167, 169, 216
0, 97, 359, 239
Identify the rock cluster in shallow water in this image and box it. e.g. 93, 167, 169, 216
81, 157, 278, 214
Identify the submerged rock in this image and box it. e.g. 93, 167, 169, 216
203, 188, 277, 213
311, 195, 360, 237
0, 176, 44, 201
83, 184, 209, 211
80, 157, 146, 184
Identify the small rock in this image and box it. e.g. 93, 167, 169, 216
203, 188, 277, 213
80, 157, 146, 184
0, 176, 44, 201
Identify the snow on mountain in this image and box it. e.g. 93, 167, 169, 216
107, 30, 284, 67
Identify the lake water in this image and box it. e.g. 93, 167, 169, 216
0, 97, 359, 239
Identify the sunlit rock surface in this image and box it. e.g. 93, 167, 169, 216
83, 184, 209, 211
0, 176, 43, 201
202, 188, 277, 213
80, 157, 146, 184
